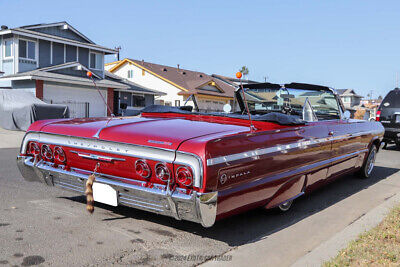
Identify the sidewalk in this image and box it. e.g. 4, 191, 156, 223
0, 128, 25, 148
201, 149, 400, 267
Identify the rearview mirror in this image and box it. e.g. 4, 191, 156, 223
343, 110, 351, 119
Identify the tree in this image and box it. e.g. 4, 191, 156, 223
239, 66, 249, 80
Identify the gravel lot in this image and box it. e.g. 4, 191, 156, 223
0, 128, 399, 266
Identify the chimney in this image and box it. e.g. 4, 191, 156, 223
1, 25, 8, 30
141, 59, 144, 65
177, 64, 180, 70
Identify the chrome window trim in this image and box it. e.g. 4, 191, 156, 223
21, 132, 204, 188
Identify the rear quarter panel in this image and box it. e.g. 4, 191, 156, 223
179, 123, 333, 219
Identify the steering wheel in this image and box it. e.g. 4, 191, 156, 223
281, 105, 292, 115
280, 87, 292, 114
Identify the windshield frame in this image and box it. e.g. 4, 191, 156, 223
235, 83, 345, 121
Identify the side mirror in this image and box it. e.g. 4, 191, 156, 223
343, 110, 351, 119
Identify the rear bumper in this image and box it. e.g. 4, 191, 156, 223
17, 156, 217, 227
383, 127, 400, 142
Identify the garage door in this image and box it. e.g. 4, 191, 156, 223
43, 82, 107, 118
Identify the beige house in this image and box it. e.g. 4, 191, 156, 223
106, 58, 236, 112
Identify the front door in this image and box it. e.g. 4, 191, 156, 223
326, 119, 362, 179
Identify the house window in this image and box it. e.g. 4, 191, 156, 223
132, 95, 146, 107
175, 100, 180, 107
3, 39, 12, 58
19, 39, 36, 60
342, 96, 351, 103
89, 52, 103, 70
142, 69, 145, 76
127, 70, 133, 78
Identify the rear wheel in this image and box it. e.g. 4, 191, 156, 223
358, 145, 377, 179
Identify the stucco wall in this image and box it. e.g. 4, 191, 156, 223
43, 81, 107, 118
113, 62, 184, 106
11, 80, 36, 95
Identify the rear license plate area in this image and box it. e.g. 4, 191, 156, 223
92, 182, 118, 206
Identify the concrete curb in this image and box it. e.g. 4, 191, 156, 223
291, 191, 400, 267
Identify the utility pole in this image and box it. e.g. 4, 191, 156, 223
115, 46, 121, 61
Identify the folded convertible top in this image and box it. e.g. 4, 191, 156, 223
141, 105, 305, 125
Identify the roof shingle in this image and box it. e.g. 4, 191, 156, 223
126, 59, 236, 99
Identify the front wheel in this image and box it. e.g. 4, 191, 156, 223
358, 145, 377, 179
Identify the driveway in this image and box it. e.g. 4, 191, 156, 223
0, 129, 399, 266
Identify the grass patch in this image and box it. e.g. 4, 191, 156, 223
324, 205, 400, 266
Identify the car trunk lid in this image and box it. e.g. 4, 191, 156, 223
40, 116, 250, 150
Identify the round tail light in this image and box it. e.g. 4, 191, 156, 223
176, 166, 193, 187
155, 163, 171, 182
41, 144, 53, 160
135, 159, 151, 179
28, 142, 40, 156
54, 146, 66, 163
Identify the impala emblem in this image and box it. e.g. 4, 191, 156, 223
220, 174, 227, 185
220, 171, 251, 185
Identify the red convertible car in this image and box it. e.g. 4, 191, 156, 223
17, 82, 384, 227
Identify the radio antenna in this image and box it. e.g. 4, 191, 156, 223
87, 71, 115, 117
236, 72, 255, 132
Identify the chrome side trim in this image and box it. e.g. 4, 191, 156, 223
21, 132, 204, 188
207, 130, 383, 166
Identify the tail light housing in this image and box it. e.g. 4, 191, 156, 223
155, 163, 171, 182
28, 142, 40, 156
376, 110, 381, 121
176, 166, 193, 187
135, 159, 151, 179
54, 146, 66, 163
41, 144, 53, 160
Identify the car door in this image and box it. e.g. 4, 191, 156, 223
299, 122, 332, 191
329, 116, 375, 180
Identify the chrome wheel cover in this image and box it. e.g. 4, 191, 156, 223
366, 148, 376, 176
278, 200, 293, 212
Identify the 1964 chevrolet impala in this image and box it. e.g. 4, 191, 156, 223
17, 82, 384, 227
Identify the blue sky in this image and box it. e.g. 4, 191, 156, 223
2, 0, 400, 97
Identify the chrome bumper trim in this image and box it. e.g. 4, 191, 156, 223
17, 156, 217, 227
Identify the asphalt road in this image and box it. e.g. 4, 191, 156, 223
1, 130, 400, 266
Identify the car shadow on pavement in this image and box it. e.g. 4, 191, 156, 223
62, 164, 400, 247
